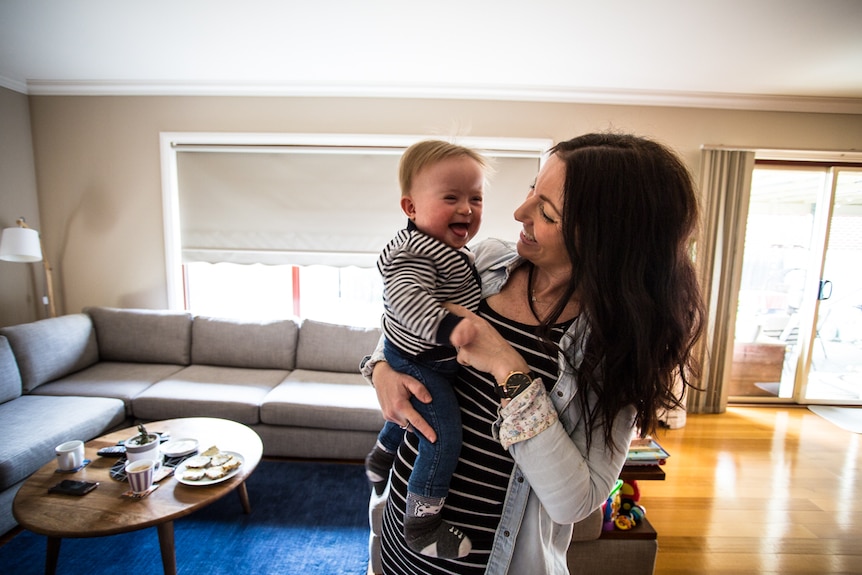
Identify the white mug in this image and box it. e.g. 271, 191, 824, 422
125, 459, 156, 494
55, 440, 85, 471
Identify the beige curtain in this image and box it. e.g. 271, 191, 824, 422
687, 148, 755, 414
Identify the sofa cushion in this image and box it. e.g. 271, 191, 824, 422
260, 369, 385, 432
191, 316, 298, 370
29, 361, 186, 415
0, 395, 126, 491
0, 337, 22, 404
86, 307, 192, 365
0, 314, 99, 393
132, 365, 289, 425
252, 425, 379, 461
296, 320, 381, 373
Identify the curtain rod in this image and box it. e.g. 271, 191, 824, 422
702, 144, 862, 163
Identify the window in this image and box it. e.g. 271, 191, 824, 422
184, 262, 383, 327
161, 133, 552, 326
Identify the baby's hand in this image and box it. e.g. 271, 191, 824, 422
449, 305, 479, 348
444, 303, 529, 381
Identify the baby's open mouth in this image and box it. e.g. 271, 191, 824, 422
450, 223, 470, 237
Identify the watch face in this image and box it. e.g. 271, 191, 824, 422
499, 372, 532, 399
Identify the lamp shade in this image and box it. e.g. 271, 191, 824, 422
0, 226, 42, 263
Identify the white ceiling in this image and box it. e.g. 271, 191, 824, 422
2, 0, 861, 114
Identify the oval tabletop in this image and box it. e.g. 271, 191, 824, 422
13, 417, 263, 538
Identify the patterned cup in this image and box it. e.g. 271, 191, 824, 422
125, 459, 156, 494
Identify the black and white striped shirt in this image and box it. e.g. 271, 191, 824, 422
380, 300, 573, 575
379, 221, 482, 357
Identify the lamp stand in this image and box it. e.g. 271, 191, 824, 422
16, 218, 57, 318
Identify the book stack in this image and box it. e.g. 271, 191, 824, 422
626, 437, 670, 466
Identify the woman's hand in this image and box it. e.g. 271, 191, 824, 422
372, 361, 437, 443
446, 303, 530, 384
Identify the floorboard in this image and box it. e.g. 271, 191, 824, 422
646, 406, 862, 574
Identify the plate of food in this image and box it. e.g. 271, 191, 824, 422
174, 446, 244, 486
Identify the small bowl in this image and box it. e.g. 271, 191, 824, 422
161, 438, 199, 458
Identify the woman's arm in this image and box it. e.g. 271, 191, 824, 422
362, 341, 438, 442
508, 400, 635, 524
447, 303, 635, 523
372, 361, 438, 443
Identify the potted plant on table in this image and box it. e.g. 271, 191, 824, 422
125, 423, 161, 464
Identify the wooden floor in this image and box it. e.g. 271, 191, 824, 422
645, 406, 861, 575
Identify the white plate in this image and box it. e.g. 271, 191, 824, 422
161, 438, 199, 458
174, 451, 245, 486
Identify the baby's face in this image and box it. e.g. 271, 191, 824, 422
402, 155, 484, 249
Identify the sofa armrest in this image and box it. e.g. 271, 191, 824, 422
571, 507, 603, 541
0, 336, 22, 403
0, 314, 98, 392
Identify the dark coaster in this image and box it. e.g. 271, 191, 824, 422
55, 459, 92, 474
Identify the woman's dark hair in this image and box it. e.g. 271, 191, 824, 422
539, 133, 705, 451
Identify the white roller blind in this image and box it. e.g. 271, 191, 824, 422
175, 139, 546, 267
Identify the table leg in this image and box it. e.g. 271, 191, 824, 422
156, 521, 177, 575
45, 536, 61, 575
237, 481, 252, 514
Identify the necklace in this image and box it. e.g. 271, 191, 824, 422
527, 263, 544, 320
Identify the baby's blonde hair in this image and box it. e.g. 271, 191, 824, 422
399, 140, 490, 196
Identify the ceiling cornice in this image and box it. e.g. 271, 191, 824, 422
6, 77, 862, 115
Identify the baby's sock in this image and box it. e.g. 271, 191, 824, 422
365, 442, 396, 496
404, 493, 472, 559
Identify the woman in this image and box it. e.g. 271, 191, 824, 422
363, 133, 705, 575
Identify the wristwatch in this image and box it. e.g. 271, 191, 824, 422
496, 371, 533, 400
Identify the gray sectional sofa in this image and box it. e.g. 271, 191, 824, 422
0, 306, 384, 535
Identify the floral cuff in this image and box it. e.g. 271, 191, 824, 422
495, 379, 558, 450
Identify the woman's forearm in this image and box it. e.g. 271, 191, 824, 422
507, 402, 635, 524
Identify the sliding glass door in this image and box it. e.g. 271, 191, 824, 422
803, 169, 862, 403
729, 166, 862, 405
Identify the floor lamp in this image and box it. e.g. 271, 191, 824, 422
0, 217, 57, 317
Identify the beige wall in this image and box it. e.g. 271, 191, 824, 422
0, 87, 42, 327
24, 95, 862, 317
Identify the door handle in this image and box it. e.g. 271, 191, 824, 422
818, 280, 833, 301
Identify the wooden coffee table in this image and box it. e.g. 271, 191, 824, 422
13, 417, 263, 575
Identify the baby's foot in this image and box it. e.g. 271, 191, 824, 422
364, 447, 395, 496
404, 514, 472, 559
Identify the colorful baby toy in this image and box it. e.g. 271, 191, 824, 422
602, 479, 646, 531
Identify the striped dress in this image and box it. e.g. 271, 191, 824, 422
379, 221, 482, 356
380, 300, 574, 574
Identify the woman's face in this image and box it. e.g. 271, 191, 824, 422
513, 154, 570, 273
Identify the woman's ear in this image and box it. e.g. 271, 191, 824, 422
400, 196, 416, 220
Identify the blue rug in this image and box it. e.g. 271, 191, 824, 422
0, 460, 370, 575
